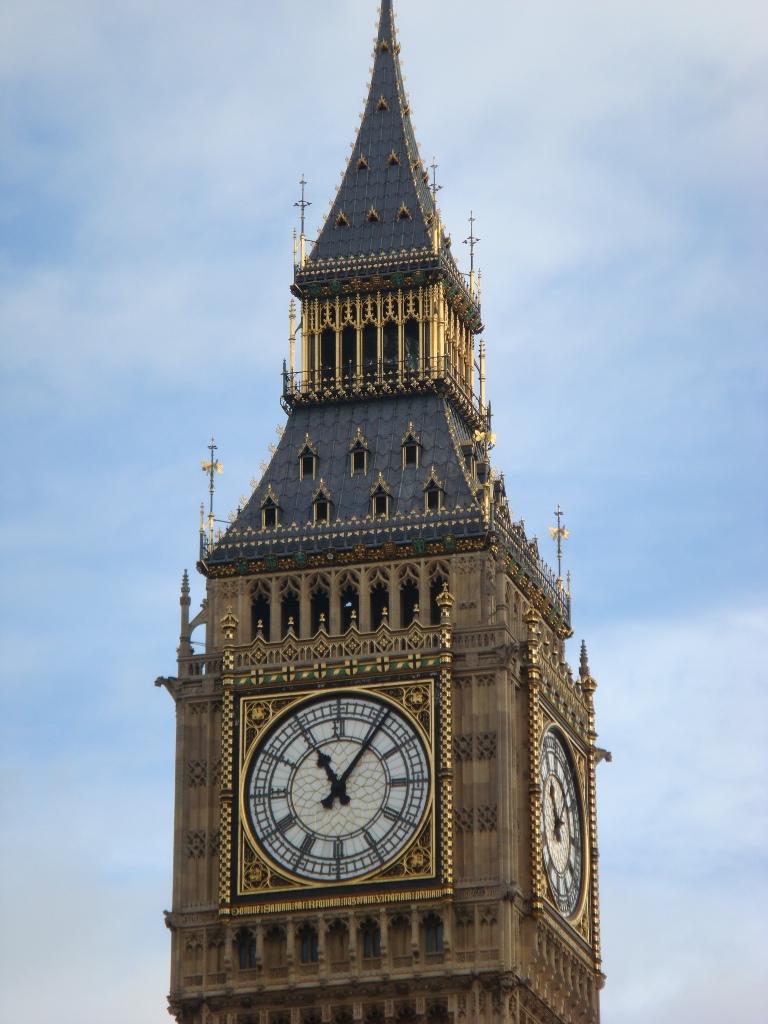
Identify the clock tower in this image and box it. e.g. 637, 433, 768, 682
158, 3, 605, 1023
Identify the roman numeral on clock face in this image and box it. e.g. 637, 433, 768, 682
276, 813, 294, 834
299, 833, 315, 856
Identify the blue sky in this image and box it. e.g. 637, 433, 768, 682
1, 1, 767, 1021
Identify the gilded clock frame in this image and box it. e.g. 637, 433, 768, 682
222, 675, 452, 915
540, 723, 590, 927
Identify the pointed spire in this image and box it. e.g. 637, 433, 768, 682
306, 0, 438, 265
579, 640, 590, 680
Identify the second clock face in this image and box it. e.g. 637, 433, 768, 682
540, 729, 584, 917
245, 692, 430, 883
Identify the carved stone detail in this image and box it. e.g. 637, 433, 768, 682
187, 759, 208, 787
186, 830, 207, 858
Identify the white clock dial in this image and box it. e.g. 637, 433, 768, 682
246, 692, 430, 882
540, 729, 584, 917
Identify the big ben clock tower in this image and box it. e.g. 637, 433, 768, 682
158, 3, 605, 1023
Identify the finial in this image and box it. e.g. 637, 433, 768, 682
463, 210, 480, 295
294, 175, 311, 266
181, 570, 190, 604
201, 437, 223, 549
548, 504, 570, 588
436, 581, 455, 620
579, 639, 598, 694
429, 158, 442, 202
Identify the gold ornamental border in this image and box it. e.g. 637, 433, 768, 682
230, 677, 450, 907
539, 724, 591, 932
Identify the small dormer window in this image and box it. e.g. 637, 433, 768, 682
298, 436, 317, 480
425, 484, 441, 512
349, 427, 370, 476
370, 473, 391, 518
402, 423, 421, 468
424, 469, 444, 513
373, 490, 389, 517
262, 500, 279, 528
314, 496, 329, 522
312, 482, 331, 524
260, 487, 281, 529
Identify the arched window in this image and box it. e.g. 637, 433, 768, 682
362, 324, 378, 377
309, 574, 330, 635
423, 913, 444, 955
383, 321, 398, 373
320, 327, 336, 382
369, 570, 389, 629
280, 578, 301, 637
404, 318, 419, 373
236, 928, 257, 969
399, 566, 420, 627
360, 919, 381, 960
341, 325, 356, 380
338, 571, 360, 632
250, 580, 271, 640
298, 923, 319, 964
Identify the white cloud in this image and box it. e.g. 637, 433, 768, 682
582, 604, 768, 1021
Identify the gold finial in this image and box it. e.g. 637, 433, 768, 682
548, 504, 570, 589
201, 437, 223, 548
436, 581, 455, 620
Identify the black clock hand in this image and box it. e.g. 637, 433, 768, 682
316, 750, 339, 784
338, 708, 391, 787
549, 783, 564, 840
317, 750, 350, 809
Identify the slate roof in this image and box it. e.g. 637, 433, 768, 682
307, 0, 437, 264
208, 394, 485, 563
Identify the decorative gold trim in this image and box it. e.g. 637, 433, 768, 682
228, 676, 452, 907
226, 885, 453, 917
539, 724, 591, 929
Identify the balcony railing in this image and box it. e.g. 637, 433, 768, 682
492, 514, 571, 625
281, 355, 489, 432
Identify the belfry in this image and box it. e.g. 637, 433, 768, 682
159, 3, 604, 1023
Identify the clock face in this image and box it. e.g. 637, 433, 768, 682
540, 729, 584, 917
245, 692, 431, 883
